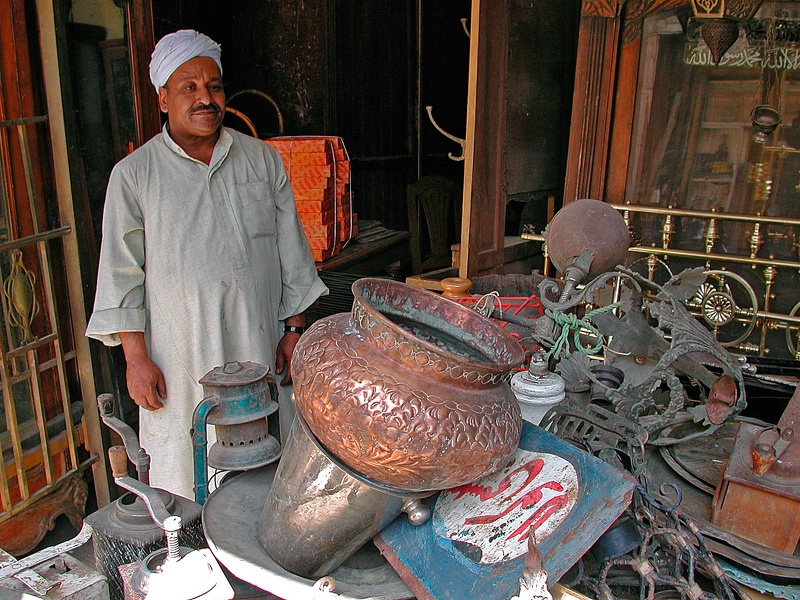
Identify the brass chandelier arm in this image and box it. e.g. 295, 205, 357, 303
609, 203, 800, 227
626, 246, 800, 269
785, 301, 800, 359
522, 231, 800, 270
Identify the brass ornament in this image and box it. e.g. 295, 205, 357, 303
693, 0, 725, 17
691, 0, 764, 20
3, 250, 40, 343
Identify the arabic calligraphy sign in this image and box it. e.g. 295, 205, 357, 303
434, 450, 579, 565
375, 423, 636, 600
685, 41, 800, 69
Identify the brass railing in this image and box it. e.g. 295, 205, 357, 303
523, 204, 800, 359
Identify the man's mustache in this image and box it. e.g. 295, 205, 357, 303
190, 103, 221, 114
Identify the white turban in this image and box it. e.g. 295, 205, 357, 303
149, 29, 223, 91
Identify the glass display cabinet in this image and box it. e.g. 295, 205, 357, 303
565, 0, 800, 359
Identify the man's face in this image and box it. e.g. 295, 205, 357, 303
158, 56, 225, 142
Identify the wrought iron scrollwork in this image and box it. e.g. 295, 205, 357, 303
538, 269, 641, 313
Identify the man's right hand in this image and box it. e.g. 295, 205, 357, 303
119, 332, 167, 411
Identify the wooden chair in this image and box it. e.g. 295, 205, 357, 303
223, 89, 284, 139
406, 175, 460, 275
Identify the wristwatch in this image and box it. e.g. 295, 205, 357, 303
284, 325, 305, 335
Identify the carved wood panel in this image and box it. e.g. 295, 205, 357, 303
568, 0, 692, 204
623, 0, 690, 43
0, 473, 88, 556
582, 0, 622, 18
564, 16, 621, 203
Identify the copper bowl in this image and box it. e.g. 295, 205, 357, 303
292, 278, 524, 492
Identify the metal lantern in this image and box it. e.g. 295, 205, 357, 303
691, 0, 765, 66
192, 361, 281, 504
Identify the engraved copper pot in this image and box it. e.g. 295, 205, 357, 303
292, 278, 525, 493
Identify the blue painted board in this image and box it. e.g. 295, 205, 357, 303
375, 422, 636, 600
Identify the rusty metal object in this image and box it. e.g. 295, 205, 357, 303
737, 386, 800, 484
712, 424, 800, 554
777, 385, 800, 432
586, 484, 749, 600
752, 441, 777, 475
646, 432, 800, 581
658, 418, 741, 495
707, 375, 739, 425
712, 388, 800, 554
541, 402, 649, 485
542, 199, 630, 308
193, 361, 281, 504
544, 199, 630, 277
292, 278, 524, 493
592, 267, 746, 437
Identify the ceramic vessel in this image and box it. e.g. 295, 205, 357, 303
510, 354, 566, 425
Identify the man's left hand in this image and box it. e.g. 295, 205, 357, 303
275, 332, 300, 386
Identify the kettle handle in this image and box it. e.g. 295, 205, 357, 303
191, 394, 220, 505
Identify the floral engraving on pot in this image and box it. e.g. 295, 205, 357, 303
293, 315, 523, 492
350, 302, 512, 387
432, 448, 578, 564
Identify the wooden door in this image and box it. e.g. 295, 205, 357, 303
459, 0, 510, 277
0, 0, 106, 554
460, 0, 580, 278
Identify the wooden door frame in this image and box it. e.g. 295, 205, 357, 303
564, 0, 691, 205
126, 0, 161, 146
459, 0, 510, 278
35, 0, 110, 506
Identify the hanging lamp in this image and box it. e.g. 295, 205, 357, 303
691, 0, 765, 65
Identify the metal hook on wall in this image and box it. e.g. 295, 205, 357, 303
425, 105, 466, 161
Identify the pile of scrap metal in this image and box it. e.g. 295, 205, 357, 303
497, 199, 800, 599
69, 198, 798, 600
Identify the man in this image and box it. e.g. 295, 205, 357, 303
87, 30, 327, 499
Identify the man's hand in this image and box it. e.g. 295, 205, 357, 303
119, 332, 167, 411
276, 314, 305, 386
275, 332, 300, 386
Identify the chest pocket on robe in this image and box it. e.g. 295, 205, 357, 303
234, 181, 277, 239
